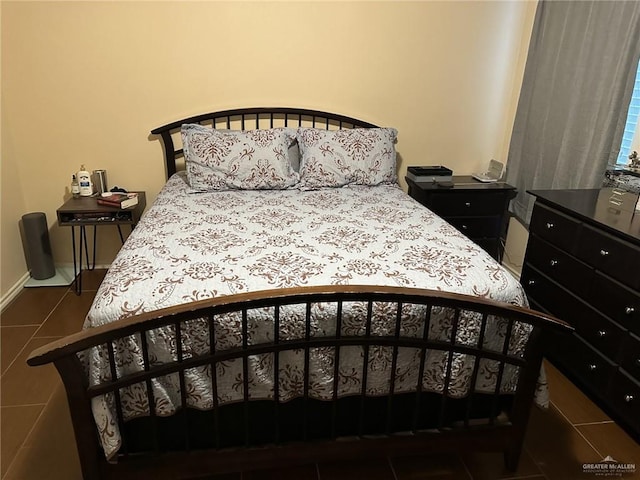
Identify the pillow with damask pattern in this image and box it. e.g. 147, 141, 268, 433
296, 127, 398, 189
181, 124, 299, 191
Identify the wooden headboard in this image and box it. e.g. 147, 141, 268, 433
150, 107, 379, 180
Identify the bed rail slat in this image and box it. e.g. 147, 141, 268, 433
385, 302, 403, 435
303, 301, 312, 441
273, 305, 281, 444
139, 330, 159, 453
358, 300, 374, 436
208, 314, 220, 449
463, 312, 490, 428
412, 303, 432, 433
330, 300, 344, 439
241, 308, 250, 447
174, 321, 191, 450
106, 341, 128, 456
438, 308, 461, 428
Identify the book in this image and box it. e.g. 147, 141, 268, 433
97, 193, 139, 209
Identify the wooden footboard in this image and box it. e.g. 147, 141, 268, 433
27, 285, 570, 480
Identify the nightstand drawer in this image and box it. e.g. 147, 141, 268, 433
428, 192, 507, 216
525, 235, 592, 297
444, 216, 501, 238
529, 204, 580, 253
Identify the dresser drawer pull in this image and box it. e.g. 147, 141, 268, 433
588, 364, 597, 372
549, 259, 558, 267
599, 249, 609, 256
625, 306, 635, 315
527, 279, 536, 286
464, 202, 471, 207
461, 225, 468, 230
624, 394, 634, 403
635, 358, 640, 367
546, 223, 554, 229
597, 330, 607, 337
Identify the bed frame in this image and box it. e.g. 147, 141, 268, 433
28, 108, 571, 479
28, 286, 569, 479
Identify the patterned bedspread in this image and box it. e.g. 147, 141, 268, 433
84, 173, 542, 459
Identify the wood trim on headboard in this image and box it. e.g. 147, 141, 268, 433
150, 107, 380, 180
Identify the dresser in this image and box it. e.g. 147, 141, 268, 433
406, 176, 516, 261
521, 188, 640, 440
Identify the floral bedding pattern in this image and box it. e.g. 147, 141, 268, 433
83, 172, 543, 460
182, 125, 299, 191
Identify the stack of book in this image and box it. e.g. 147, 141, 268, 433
97, 192, 139, 209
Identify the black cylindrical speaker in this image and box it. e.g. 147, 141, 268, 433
21, 212, 56, 280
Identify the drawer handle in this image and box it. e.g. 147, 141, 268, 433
588, 364, 597, 372
600, 249, 609, 256
527, 279, 536, 286
546, 223, 554, 229
549, 259, 558, 267
597, 330, 607, 337
465, 202, 471, 207
461, 225, 468, 230
625, 306, 635, 315
624, 394, 634, 403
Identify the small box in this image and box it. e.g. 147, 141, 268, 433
406, 166, 453, 183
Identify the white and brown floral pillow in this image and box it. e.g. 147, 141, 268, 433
181, 124, 299, 191
296, 127, 398, 189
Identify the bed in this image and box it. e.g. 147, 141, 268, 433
28, 107, 570, 480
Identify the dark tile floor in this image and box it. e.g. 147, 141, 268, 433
1, 269, 638, 479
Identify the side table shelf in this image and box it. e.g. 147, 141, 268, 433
57, 192, 146, 294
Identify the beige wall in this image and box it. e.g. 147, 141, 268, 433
1, 1, 536, 300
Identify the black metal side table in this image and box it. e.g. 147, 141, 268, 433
56, 192, 146, 294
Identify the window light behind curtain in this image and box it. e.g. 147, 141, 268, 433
617, 62, 640, 165
506, 0, 640, 225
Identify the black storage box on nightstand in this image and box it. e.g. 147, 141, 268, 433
406, 166, 453, 183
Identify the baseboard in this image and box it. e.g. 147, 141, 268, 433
0, 271, 31, 312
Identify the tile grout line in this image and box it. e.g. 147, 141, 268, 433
1, 288, 70, 375
387, 456, 398, 480
549, 399, 604, 459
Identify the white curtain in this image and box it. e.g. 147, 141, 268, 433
506, 0, 640, 224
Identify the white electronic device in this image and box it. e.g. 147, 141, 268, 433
472, 159, 504, 183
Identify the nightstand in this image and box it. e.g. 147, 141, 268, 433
57, 192, 146, 294
406, 176, 516, 261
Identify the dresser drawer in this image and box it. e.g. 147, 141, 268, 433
589, 273, 640, 336
444, 216, 501, 238
574, 224, 640, 289
521, 265, 588, 327
609, 370, 640, 433
428, 192, 507, 216
620, 333, 640, 381
547, 332, 615, 393
525, 235, 592, 298
577, 309, 626, 363
529, 203, 581, 253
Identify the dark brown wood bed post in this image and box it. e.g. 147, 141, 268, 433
52, 355, 104, 479
159, 131, 177, 179
502, 326, 546, 471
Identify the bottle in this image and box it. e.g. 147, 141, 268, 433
71, 175, 80, 198
77, 165, 93, 196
